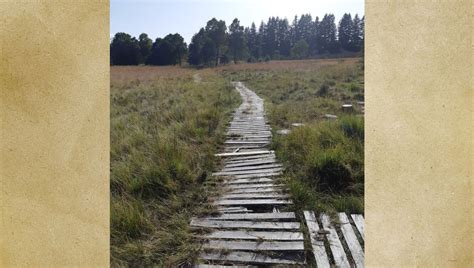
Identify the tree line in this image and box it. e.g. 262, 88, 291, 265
110, 13, 364, 66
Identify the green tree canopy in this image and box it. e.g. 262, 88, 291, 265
138, 33, 152, 64
291, 39, 309, 59
110, 32, 141, 65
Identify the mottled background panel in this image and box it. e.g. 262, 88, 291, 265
0, 0, 472, 267
366, 0, 472, 267
0, 1, 109, 267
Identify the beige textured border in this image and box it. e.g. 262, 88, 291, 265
366, 0, 472, 267
0, 1, 109, 267
0, 0, 472, 267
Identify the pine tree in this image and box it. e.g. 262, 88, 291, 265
247, 22, 259, 59
351, 14, 363, 52
338, 13, 353, 51
205, 18, 227, 66
310, 16, 320, 55
229, 18, 245, 63
319, 14, 338, 53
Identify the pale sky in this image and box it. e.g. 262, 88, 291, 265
111, 0, 364, 43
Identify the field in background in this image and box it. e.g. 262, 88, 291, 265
110, 58, 364, 265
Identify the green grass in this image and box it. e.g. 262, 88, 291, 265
110, 69, 239, 266
220, 58, 364, 215
110, 58, 364, 266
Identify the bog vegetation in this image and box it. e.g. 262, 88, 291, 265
220, 58, 364, 214
110, 68, 239, 266
111, 58, 364, 265
110, 13, 364, 66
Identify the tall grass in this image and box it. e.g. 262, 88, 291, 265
110, 68, 239, 266
220, 58, 364, 214
275, 117, 364, 214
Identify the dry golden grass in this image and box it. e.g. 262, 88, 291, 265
216, 58, 359, 72
111, 65, 194, 86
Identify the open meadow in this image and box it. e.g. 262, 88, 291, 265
111, 57, 364, 266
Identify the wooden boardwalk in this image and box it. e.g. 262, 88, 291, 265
191, 82, 364, 267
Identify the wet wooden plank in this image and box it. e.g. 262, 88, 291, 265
338, 213, 364, 268
207, 212, 295, 220
203, 240, 304, 251
303, 211, 330, 268
215, 199, 292, 206
320, 214, 350, 268
190, 219, 300, 230
200, 251, 304, 265
202, 230, 303, 241
351, 214, 365, 240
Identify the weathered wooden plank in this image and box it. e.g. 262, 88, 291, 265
225, 156, 275, 163
190, 219, 300, 230
203, 240, 304, 251
222, 164, 282, 172
200, 251, 304, 265
202, 230, 303, 241
215, 151, 273, 157
227, 183, 282, 190
226, 132, 272, 135
226, 140, 270, 144
223, 146, 266, 152
303, 211, 330, 268
220, 209, 253, 213
224, 178, 273, 185
232, 172, 282, 179
221, 193, 289, 199
194, 264, 252, 268
207, 212, 295, 220
226, 134, 271, 139
227, 127, 270, 131
351, 214, 365, 240
228, 187, 282, 194
338, 213, 364, 267
215, 169, 282, 177
224, 159, 277, 168
215, 199, 291, 206
320, 214, 350, 268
